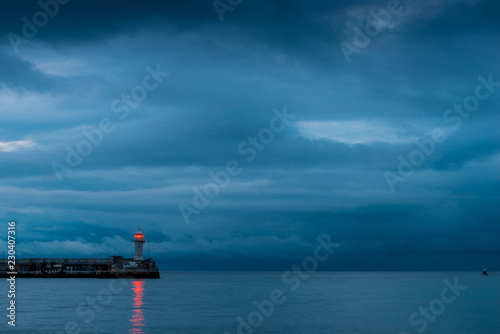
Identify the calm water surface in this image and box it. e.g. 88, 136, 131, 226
1, 272, 498, 333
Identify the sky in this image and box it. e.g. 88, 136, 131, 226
0, 0, 498, 271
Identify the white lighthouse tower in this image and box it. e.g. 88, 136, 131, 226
133, 228, 145, 261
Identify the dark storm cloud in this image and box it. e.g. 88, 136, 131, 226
3, 0, 494, 69
0, 51, 56, 92
0, 0, 498, 270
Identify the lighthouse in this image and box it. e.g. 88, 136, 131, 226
133, 228, 145, 261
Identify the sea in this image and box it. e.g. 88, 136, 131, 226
1, 272, 498, 334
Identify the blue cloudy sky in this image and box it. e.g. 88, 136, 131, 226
0, 0, 498, 270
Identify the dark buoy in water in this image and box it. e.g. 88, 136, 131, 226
482, 269, 488, 276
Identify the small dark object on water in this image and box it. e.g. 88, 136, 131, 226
482, 269, 488, 276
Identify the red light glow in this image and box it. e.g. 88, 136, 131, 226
129, 280, 146, 333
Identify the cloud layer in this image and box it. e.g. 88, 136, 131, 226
0, 0, 498, 270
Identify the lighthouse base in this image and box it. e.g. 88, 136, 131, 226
97, 270, 160, 279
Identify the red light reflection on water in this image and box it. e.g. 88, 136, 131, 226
128, 280, 146, 333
